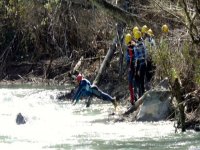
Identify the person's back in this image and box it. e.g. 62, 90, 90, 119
126, 43, 135, 64
143, 29, 156, 90
79, 79, 92, 95
73, 78, 92, 102
134, 38, 147, 98
144, 36, 155, 49
134, 39, 146, 61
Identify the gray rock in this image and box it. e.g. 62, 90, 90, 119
136, 78, 172, 121
194, 124, 200, 132
16, 113, 26, 125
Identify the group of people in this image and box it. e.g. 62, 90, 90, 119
70, 24, 169, 109
125, 24, 169, 105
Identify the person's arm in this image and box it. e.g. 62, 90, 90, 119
128, 47, 133, 67
134, 47, 138, 67
143, 42, 147, 60
72, 81, 86, 105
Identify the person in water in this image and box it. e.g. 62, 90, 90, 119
72, 73, 117, 108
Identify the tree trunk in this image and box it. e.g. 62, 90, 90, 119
92, 0, 127, 84
115, 22, 126, 79
93, 38, 117, 85
117, 0, 129, 78
173, 78, 186, 132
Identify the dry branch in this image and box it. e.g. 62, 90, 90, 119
88, 0, 152, 26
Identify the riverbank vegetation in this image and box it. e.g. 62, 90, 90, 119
0, 0, 199, 131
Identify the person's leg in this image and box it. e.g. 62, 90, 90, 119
85, 96, 92, 107
146, 59, 151, 82
91, 85, 113, 101
91, 85, 117, 108
139, 62, 146, 97
145, 58, 153, 90
133, 78, 139, 101
134, 62, 140, 100
128, 65, 135, 105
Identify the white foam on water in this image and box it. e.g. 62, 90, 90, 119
0, 87, 199, 150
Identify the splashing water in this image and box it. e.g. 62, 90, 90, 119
0, 85, 200, 150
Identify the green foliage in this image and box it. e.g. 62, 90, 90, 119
181, 42, 200, 86
194, 59, 200, 85
171, 68, 178, 82
152, 38, 171, 79
151, 35, 200, 90
152, 37, 188, 84
182, 41, 192, 64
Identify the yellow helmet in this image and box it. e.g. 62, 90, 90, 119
132, 26, 139, 35
125, 33, 132, 45
134, 31, 142, 40
141, 25, 148, 33
162, 24, 169, 33
147, 29, 154, 36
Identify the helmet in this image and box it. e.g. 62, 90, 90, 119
132, 26, 139, 35
76, 74, 82, 82
162, 24, 169, 33
147, 29, 154, 36
125, 33, 132, 45
134, 30, 142, 40
141, 25, 148, 33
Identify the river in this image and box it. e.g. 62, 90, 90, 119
0, 85, 199, 150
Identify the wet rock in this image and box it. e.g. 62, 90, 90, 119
194, 124, 200, 132
114, 117, 125, 122
16, 113, 26, 125
56, 88, 77, 101
136, 78, 172, 121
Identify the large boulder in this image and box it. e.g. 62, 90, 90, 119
136, 78, 172, 121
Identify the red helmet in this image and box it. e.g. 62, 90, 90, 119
76, 74, 82, 82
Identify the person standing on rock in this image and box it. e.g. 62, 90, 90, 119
143, 28, 156, 91
134, 30, 147, 98
125, 33, 137, 105
72, 73, 117, 108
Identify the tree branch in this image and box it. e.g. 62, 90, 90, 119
152, 0, 187, 27
181, 0, 199, 43
88, 0, 151, 26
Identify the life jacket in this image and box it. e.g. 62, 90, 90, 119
144, 37, 155, 48
73, 79, 92, 102
134, 40, 147, 61
126, 45, 135, 64
80, 79, 92, 93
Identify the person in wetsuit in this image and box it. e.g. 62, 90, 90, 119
72, 74, 117, 108
125, 33, 137, 105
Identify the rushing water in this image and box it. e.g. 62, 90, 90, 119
0, 85, 200, 150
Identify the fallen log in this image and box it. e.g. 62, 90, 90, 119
123, 96, 143, 116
